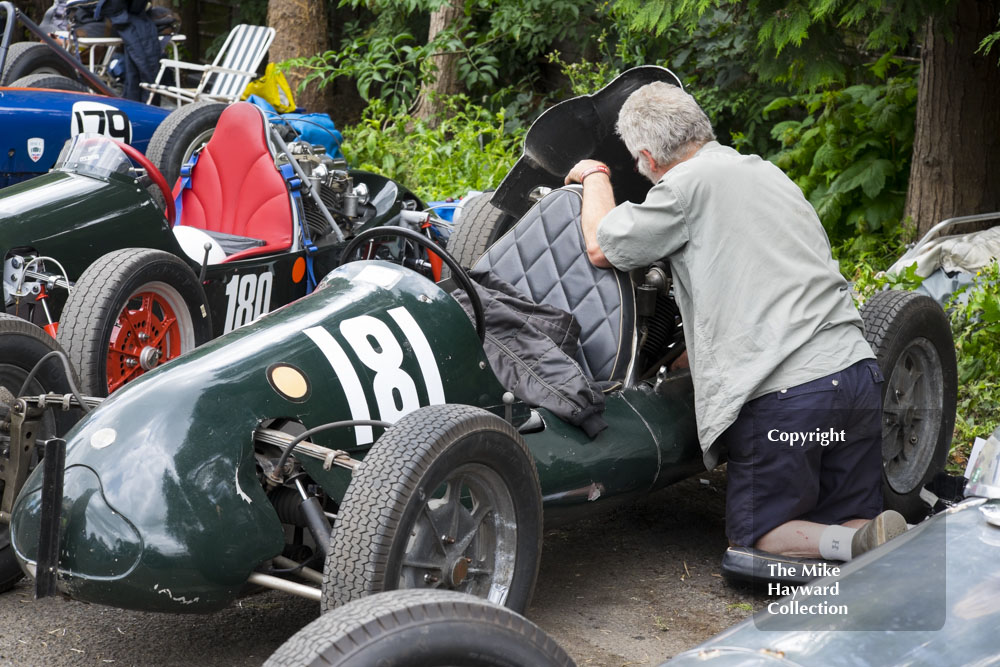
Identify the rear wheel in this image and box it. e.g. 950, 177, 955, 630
265, 590, 575, 667
445, 192, 515, 273
0, 315, 80, 593
146, 101, 227, 188
56, 249, 212, 396
322, 404, 542, 614
0, 42, 77, 85
861, 290, 957, 521
8, 73, 87, 92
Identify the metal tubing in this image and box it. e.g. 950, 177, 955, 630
906, 211, 1000, 257
246, 572, 321, 602
268, 127, 344, 241
273, 555, 323, 585
295, 478, 331, 555
0, 2, 15, 73
0, 2, 116, 97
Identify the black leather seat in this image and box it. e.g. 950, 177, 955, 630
472, 187, 635, 385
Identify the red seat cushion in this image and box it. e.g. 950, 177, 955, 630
174, 103, 293, 260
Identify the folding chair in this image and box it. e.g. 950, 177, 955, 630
140, 24, 275, 105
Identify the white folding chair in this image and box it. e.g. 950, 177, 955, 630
140, 24, 275, 105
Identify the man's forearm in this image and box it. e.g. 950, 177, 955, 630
565, 160, 616, 268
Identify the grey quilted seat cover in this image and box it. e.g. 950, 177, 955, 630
473, 188, 635, 383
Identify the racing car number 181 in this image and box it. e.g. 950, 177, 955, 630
305, 306, 445, 445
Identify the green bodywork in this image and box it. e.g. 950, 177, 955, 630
0, 170, 178, 277
10, 261, 701, 612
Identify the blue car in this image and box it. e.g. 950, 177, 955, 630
0, 84, 170, 186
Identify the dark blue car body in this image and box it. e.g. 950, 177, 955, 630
0, 86, 170, 187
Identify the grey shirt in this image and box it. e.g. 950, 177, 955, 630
597, 141, 874, 468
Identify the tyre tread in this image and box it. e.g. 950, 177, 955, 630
146, 101, 227, 187
449, 193, 509, 269
1, 42, 75, 84
265, 590, 574, 667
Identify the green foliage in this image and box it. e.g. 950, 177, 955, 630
342, 96, 524, 200
546, 50, 621, 95
289, 0, 599, 113
764, 61, 918, 244
979, 19, 1000, 60
948, 261, 1000, 464
287, 34, 432, 113
612, 0, 950, 89
845, 258, 920, 308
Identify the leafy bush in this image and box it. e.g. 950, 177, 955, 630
285, 33, 431, 114
287, 0, 597, 114
764, 59, 917, 245
948, 261, 1000, 468
342, 96, 524, 201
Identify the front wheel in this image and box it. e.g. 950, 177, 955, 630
265, 590, 575, 667
57, 249, 212, 396
861, 289, 957, 521
0, 315, 81, 593
322, 404, 542, 614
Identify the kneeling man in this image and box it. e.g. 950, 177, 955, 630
565, 82, 905, 561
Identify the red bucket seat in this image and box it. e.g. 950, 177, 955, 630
173, 102, 293, 262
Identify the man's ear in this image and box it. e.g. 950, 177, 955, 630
641, 149, 660, 174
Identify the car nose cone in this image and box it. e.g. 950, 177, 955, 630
11, 464, 142, 580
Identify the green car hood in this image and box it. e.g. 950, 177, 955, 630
0, 170, 176, 278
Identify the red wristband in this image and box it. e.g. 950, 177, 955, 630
579, 164, 610, 183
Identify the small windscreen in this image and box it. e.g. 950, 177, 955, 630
54, 133, 133, 180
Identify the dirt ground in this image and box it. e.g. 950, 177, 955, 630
0, 469, 767, 667
528, 469, 767, 665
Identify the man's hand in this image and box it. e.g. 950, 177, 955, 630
670, 349, 689, 371
565, 159, 610, 185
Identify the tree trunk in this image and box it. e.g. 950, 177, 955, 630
905, 0, 1000, 237
412, 0, 465, 123
267, 0, 331, 114
20, 0, 49, 23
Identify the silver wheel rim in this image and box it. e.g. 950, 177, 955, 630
883, 337, 943, 494
181, 128, 215, 167
397, 462, 518, 605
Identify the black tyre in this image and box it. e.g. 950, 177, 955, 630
266, 590, 575, 667
322, 404, 542, 614
8, 73, 87, 92
0, 315, 81, 593
56, 249, 212, 397
0, 42, 77, 85
444, 192, 516, 275
861, 289, 957, 521
146, 100, 227, 187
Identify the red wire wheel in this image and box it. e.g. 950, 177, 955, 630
57, 249, 213, 397
106, 283, 190, 394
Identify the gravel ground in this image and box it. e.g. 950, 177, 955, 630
0, 470, 768, 667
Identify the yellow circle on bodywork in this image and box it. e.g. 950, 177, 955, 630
268, 364, 310, 401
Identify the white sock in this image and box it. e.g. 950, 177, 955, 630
819, 525, 857, 561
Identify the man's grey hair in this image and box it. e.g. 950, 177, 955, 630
616, 82, 716, 168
